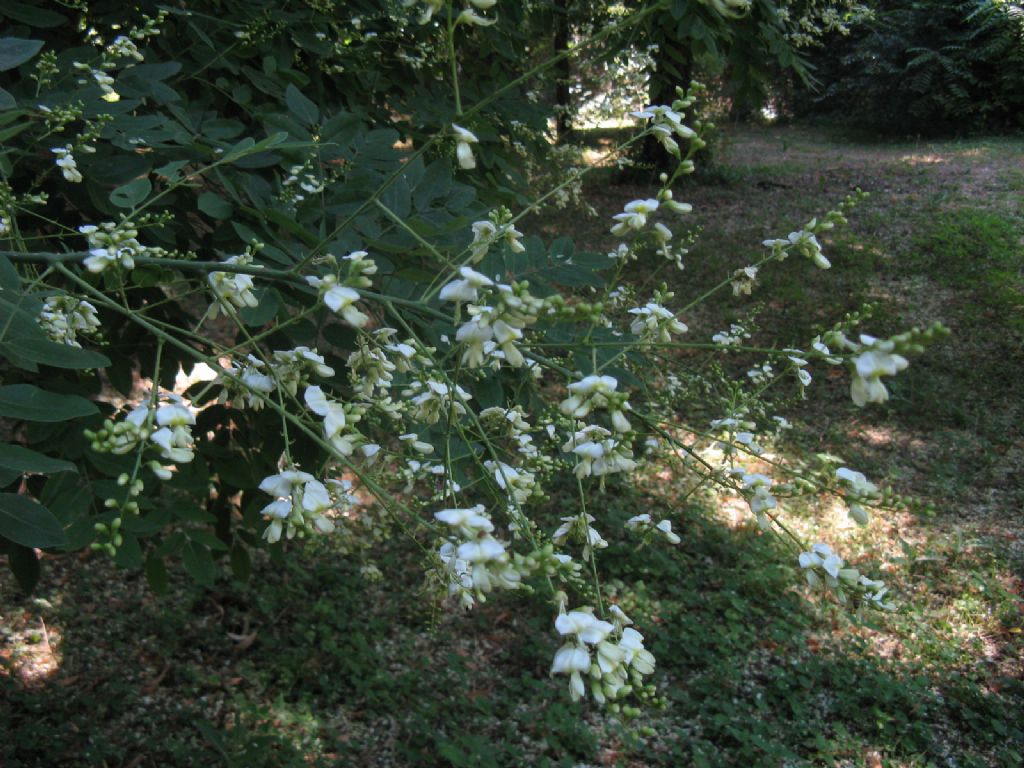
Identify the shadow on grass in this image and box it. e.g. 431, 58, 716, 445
4, 125, 1024, 767
2, 477, 1021, 767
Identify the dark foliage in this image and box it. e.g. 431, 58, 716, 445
792, 0, 1024, 135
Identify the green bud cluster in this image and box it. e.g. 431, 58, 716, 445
91, 516, 123, 557
84, 418, 147, 455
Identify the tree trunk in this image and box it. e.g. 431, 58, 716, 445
639, 38, 694, 173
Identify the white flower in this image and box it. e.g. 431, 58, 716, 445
625, 513, 652, 529
306, 275, 369, 327
850, 340, 909, 407
435, 504, 494, 537
610, 199, 659, 235
258, 470, 341, 543
619, 627, 656, 674
551, 644, 591, 674
555, 610, 613, 644
655, 519, 681, 544
788, 229, 830, 269
836, 467, 877, 496
559, 375, 618, 418
485, 460, 537, 504
731, 265, 759, 296
551, 642, 591, 701
452, 124, 479, 170
150, 426, 194, 463
456, 8, 496, 26
799, 543, 844, 579
741, 472, 777, 526
155, 403, 195, 427
399, 432, 434, 454
52, 145, 83, 183
456, 535, 506, 563
79, 222, 150, 273
439, 266, 494, 303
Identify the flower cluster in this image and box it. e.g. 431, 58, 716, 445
562, 425, 637, 481
38, 295, 101, 347
73, 61, 119, 102
552, 512, 608, 561
764, 223, 832, 270
835, 466, 879, 525
560, 375, 631, 432
484, 459, 540, 505
346, 328, 423, 399
259, 470, 347, 543
628, 299, 688, 343
85, 395, 197, 472
444, 278, 547, 369
435, 505, 521, 608
467, 211, 527, 263
81, 221, 163, 273
625, 513, 681, 544
712, 322, 752, 347
631, 103, 697, 158
52, 144, 91, 183
403, 378, 472, 424
208, 253, 260, 317
270, 346, 335, 395
799, 543, 896, 610
737, 471, 778, 529
304, 385, 376, 459
551, 606, 656, 703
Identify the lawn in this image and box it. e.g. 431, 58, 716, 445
2, 124, 1023, 767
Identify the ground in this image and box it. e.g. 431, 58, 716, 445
2, 124, 1023, 767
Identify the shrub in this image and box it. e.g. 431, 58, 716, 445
0, 0, 942, 714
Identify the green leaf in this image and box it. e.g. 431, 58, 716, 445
0, 384, 97, 422
40, 472, 92, 550
263, 208, 319, 246
0, 492, 66, 548
145, 552, 169, 595
0, 443, 75, 475
113, 533, 143, 568
223, 131, 287, 164
230, 544, 251, 582
7, 542, 40, 593
175, 504, 216, 524
154, 159, 189, 181
182, 541, 216, 587
197, 191, 233, 219
0, 87, 15, 110
0, 38, 44, 72
0, 117, 29, 140
285, 84, 319, 127
110, 177, 152, 208
0, 337, 110, 369
238, 287, 278, 326
185, 528, 229, 551
0, 256, 20, 290
0, 3, 67, 28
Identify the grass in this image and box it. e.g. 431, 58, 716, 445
3, 124, 1024, 766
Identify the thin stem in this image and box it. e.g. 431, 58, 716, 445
447, 2, 463, 116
